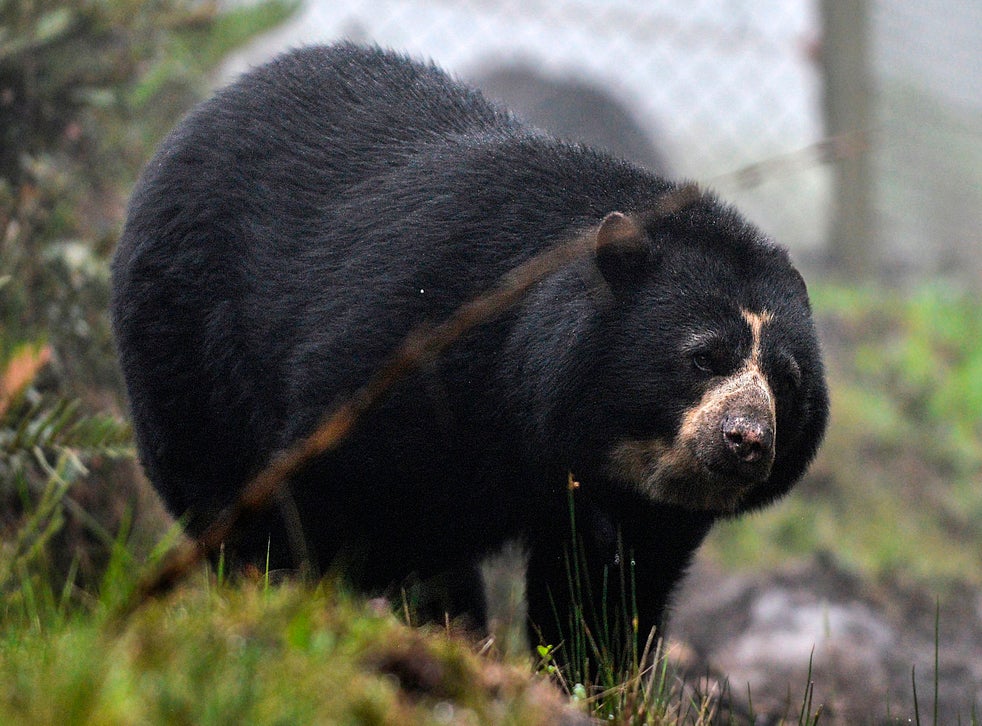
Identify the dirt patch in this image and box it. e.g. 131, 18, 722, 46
669, 554, 982, 723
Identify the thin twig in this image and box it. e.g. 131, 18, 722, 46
708, 129, 874, 192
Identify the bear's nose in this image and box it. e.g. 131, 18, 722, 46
721, 414, 774, 466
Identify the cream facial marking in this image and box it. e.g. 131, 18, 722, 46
740, 308, 776, 417
605, 309, 780, 512
607, 437, 732, 510
741, 309, 773, 369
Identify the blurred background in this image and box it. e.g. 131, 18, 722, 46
1, 0, 979, 722
225, 0, 982, 282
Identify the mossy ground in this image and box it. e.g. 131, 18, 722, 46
0, 576, 591, 726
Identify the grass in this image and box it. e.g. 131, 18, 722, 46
0, 541, 784, 726
0, 567, 584, 725
531, 488, 694, 723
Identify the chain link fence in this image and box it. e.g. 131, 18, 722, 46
225, 0, 981, 282
873, 1, 981, 279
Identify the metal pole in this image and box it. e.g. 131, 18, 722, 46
820, 0, 875, 277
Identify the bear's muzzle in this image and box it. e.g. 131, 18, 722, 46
606, 363, 778, 512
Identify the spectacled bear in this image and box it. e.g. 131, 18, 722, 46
111, 43, 828, 655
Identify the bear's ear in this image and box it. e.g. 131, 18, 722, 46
790, 266, 811, 309
594, 211, 647, 286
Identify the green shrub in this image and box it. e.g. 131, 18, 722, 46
0, 0, 296, 595
0, 0, 296, 392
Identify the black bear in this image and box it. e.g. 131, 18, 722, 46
111, 43, 828, 654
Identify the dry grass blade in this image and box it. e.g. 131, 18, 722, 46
114, 184, 701, 621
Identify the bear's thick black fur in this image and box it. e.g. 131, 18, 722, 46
111, 43, 828, 652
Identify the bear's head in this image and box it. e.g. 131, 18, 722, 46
538, 192, 829, 515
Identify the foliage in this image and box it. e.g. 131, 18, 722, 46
0, 0, 295, 602
0, 333, 132, 606
0, 0, 296, 391
832, 283, 982, 468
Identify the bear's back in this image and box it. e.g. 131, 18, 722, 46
109, 45, 529, 530
122, 44, 517, 249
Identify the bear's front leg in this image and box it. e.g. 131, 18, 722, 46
525, 485, 715, 668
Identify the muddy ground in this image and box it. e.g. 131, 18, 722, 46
484, 546, 980, 723
668, 555, 982, 724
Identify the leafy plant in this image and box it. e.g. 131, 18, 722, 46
0, 0, 297, 391
0, 334, 132, 616
0, 0, 296, 601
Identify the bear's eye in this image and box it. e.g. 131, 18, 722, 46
692, 353, 714, 373
691, 350, 729, 376
684, 333, 734, 377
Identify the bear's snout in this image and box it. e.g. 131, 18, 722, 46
721, 412, 774, 478
684, 366, 777, 485
607, 363, 781, 511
